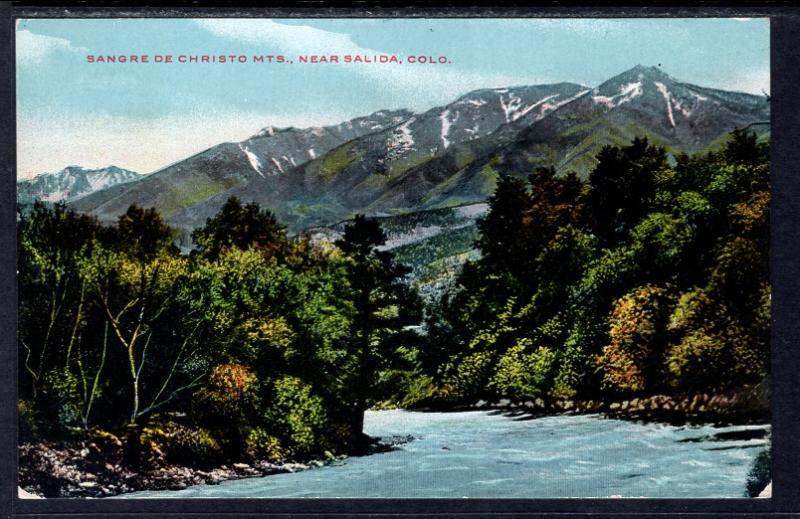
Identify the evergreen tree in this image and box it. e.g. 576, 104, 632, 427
586, 137, 667, 247
192, 196, 289, 261
335, 215, 421, 443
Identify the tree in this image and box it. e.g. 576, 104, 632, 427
586, 137, 667, 246
191, 197, 290, 261
475, 175, 531, 279
335, 215, 421, 443
18, 202, 102, 399
85, 206, 197, 425
596, 285, 671, 394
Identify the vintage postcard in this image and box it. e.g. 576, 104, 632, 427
15, 17, 771, 499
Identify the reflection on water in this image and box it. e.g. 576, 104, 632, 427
128, 409, 769, 498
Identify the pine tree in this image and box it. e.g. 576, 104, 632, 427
335, 215, 421, 444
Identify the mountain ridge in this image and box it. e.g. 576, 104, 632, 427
28, 65, 768, 237
17, 165, 141, 205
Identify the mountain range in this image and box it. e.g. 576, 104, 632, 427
17, 165, 141, 205
18, 65, 770, 292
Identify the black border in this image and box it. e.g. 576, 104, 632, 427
3, 3, 799, 518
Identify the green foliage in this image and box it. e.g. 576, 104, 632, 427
18, 197, 426, 465
492, 341, 557, 403
194, 363, 259, 421
17, 129, 771, 469
444, 350, 497, 401
144, 421, 225, 469
425, 130, 770, 404
264, 376, 328, 455
629, 213, 694, 280
319, 142, 357, 181
114, 205, 177, 261
245, 427, 286, 462
335, 215, 423, 437
586, 137, 667, 246
191, 196, 291, 262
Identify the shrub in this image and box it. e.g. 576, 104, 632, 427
398, 374, 438, 408
551, 311, 606, 400
18, 400, 39, 442
263, 376, 328, 456
492, 341, 557, 402
168, 425, 225, 468
664, 330, 730, 392
139, 421, 224, 469
444, 350, 496, 400
664, 287, 767, 392
245, 427, 285, 462
596, 286, 671, 394
194, 363, 258, 421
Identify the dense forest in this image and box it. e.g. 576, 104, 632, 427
18, 129, 770, 472
413, 129, 770, 408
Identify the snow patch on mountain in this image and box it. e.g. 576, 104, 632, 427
270, 157, 284, 173
387, 117, 416, 158
499, 91, 524, 123
593, 82, 643, 109
689, 89, 709, 102
239, 144, 265, 177
18, 166, 141, 204
465, 98, 487, 107
86, 170, 109, 193
516, 93, 561, 120
257, 126, 276, 137
541, 89, 592, 112
654, 81, 677, 127
439, 109, 457, 149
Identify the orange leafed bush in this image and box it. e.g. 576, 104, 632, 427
597, 285, 670, 393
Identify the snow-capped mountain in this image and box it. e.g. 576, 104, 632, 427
70, 109, 413, 240
69, 65, 769, 238
378, 83, 590, 163
154, 82, 589, 233
382, 65, 770, 211
17, 165, 141, 205
238, 110, 413, 177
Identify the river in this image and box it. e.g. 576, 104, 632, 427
129, 409, 769, 498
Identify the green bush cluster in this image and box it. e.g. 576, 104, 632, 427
18, 197, 421, 466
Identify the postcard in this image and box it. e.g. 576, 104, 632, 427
15, 16, 771, 499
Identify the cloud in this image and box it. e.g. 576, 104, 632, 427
195, 19, 356, 55
16, 29, 88, 66
193, 19, 538, 108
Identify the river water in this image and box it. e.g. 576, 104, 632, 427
129, 409, 769, 498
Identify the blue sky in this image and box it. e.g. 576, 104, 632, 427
16, 17, 769, 179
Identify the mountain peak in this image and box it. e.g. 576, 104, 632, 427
603, 64, 674, 87
18, 165, 141, 205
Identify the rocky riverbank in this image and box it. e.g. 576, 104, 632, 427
19, 435, 413, 498
462, 383, 770, 425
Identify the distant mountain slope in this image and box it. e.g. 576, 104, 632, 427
71, 110, 413, 229
69, 65, 769, 237
378, 65, 770, 212
164, 82, 589, 232
17, 165, 140, 205
305, 203, 488, 300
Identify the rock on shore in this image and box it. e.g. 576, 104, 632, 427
18, 440, 305, 498
18, 433, 411, 498
471, 383, 769, 425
